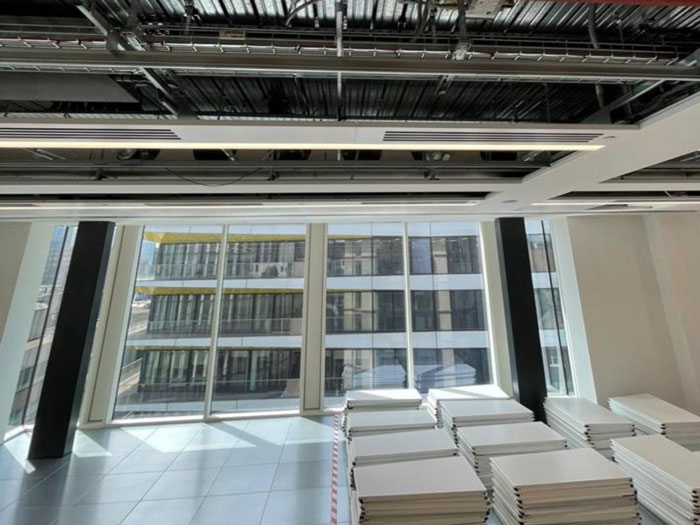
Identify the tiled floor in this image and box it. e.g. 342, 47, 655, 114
0, 417, 349, 525
0, 417, 667, 525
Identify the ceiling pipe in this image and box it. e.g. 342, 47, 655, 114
540, 0, 700, 6
0, 48, 697, 82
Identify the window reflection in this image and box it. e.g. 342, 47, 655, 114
6, 226, 76, 435
526, 220, 574, 395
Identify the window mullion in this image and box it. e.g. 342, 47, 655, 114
401, 222, 415, 390
203, 225, 229, 420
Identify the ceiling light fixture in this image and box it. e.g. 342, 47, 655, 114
0, 201, 481, 211
533, 200, 700, 206
0, 141, 606, 152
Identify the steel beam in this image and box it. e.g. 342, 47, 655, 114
0, 48, 698, 82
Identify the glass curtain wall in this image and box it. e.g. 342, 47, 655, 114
324, 221, 492, 408
114, 226, 223, 419
408, 222, 491, 392
113, 224, 307, 420
5, 226, 76, 436
525, 219, 574, 395
325, 223, 407, 407
211, 225, 306, 414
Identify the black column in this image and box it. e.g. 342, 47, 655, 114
28, 222, 115, 459
495, 218, 547, 421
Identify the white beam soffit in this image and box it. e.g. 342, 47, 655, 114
0, 49, 699, 82
479, 90, 700, 214
0, 200, 485, 221
0, 120, 632, 150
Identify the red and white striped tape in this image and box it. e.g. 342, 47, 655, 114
330, 414, 340, 525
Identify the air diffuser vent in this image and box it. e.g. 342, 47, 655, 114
383, 131, 602, 144
0, 128, 181, 141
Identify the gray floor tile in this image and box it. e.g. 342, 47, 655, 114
74, 427, 157, 455
144, 468, 220, 500
261, 487, 349, 525
285, 418, 336, 444
189, 493, 268, 525
280, 442, 342, 463
169, 449, 232, 471
0, 456, 66, 482
209, 465, 277, 496
225, 445, 282, 467
241, 419, 292, 446
76, 472, 161, 504
184, 425, 241, 451
0, 480, 33, 510
121, 497, 203, 525
136, 424, 203, 453
53, 502, 137, 525
110, 449, 178, 474
272, 460, 346, 491
61, 453, 128, 477
18, 472, 101, 507
0, 504, 66, 525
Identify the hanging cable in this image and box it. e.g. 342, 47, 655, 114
587, 4, 606, 110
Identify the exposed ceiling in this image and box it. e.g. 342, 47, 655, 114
1, 0, 700, 220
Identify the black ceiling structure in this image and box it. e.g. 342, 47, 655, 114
0, 0, 699, 124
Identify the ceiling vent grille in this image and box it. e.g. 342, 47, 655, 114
0, 128, 181, 141
383, 131, 602, 144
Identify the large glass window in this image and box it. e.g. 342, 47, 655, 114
6, 226, 76, 436
211, 224, 306, 414
113, 224, 306, 420
325, 224, 408, 407
526, 219, 574, 395
113, 226, 223, 420
111, 220, 500, 419
408, 222, 491, 393
323, 221, 493, 408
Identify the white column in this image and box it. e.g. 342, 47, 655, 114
300, 223, 327, 413
0, 222, 54, 440
401, 222, 416, 389
80, 226, 142, 425
548, 218, 596, 401
203, 226, 229, 418
478, 220, 513, 395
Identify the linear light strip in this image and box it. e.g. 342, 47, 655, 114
533, 201, 700, 206
0, 140, 605, 151
0, 202, 480, 211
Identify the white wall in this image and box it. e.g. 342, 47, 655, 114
646, 212, 700, 412
0, 223, 53, 439
552, 215, 686, 407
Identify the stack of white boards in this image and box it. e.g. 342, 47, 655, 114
441, 398, 534, 442
344, 388, 423, 412
344, 408, 436, 440
456, 422, 568, 489
347, 428, 458, 487
544, 397, 635, 458
611, 434, 700, 525
610, 393, 700, 451
351, 456, 489, 525
491, 448, 638, 525
426, 384, 510, 423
